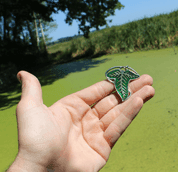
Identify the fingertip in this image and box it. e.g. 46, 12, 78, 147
17, 70, 43, 103
143, 86, 155, 103
141, 74, 153, 86
17, 70, 28, 83
134, 96, 144, 109
17, 71, 22, 83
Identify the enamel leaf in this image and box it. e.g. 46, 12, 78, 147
106, 66, 140, 101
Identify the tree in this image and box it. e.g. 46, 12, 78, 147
38, 18, 57, 49
57, 0, 125, 38
37, 1, 56, 52
0, 0, 58, 67
34, 13, 57, 51
40, 20, 57, 47
0, 0, 58, 33
33, 12, 40, 50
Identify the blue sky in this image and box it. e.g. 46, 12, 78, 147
47, 0, 178, 42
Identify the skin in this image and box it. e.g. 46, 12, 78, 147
8, 70, 155, 172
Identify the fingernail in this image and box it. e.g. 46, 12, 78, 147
17, 73, 21, 83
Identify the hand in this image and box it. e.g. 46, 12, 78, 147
11, 71, 154, 172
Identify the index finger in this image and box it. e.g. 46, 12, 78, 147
74, 80, 115, 106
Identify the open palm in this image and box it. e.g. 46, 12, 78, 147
15, 71, 154, 172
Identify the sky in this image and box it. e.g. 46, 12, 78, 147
47, 0, 178, 42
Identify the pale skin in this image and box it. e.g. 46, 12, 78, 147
7, 70, 155, 172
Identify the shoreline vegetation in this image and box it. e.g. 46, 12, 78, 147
1, 9, 178, 89
46, 9, 178, 67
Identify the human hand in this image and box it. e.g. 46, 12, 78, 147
9, 70, 154, 172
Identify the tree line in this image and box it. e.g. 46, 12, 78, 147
0, 0, 124, 71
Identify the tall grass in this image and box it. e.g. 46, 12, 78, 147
47, 9, 178, 63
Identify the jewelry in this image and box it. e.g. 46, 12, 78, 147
105, 66, 140, 102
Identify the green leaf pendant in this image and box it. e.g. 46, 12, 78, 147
105, 66, 140, 102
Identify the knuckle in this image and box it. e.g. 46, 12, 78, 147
16, 100, 23, 113
16, 101, 21, 110
109, 94, 118, 106
95, 82, 106, 98
112, 122, 121, 135
134, 97, 143, 108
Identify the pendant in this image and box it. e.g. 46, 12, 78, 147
105, 66, 140, 102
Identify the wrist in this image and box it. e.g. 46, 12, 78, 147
7, 154, 47, 172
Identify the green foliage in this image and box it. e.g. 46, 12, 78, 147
48, 8, 178, 63
0, 0, 57, 23
62, 0, 125, 38
0, 0, 125, 70
173, 37, 178, 46
83, 39, 96, 56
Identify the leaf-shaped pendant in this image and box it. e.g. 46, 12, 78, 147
105, 66, 140, 102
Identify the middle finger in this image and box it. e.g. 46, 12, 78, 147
92, 74, 153, 119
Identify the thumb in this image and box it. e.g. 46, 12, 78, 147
17, 70, 43, 113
